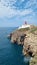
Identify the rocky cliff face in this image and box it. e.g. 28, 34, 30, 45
8, 25, 37, 65
30, 54, 37, 65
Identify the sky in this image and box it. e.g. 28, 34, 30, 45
0, 0, 37, 27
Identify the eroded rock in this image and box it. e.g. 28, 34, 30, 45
8, 25, 37, 57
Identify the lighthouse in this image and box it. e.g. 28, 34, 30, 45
18, 21, 30, 29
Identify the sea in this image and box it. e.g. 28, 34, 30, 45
0, 27, 30, 65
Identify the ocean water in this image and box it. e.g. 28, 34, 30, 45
0, 27, 29, 65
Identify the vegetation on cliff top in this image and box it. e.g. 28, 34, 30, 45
30, 26, 37, 34
8, 25, 37, 65
18, 27, 30, 31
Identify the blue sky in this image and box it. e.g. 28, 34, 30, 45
0, 0, 37, 27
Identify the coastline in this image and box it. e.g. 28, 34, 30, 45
8, 25, 37, 65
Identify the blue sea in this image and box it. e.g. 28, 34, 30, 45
0, 27, 29, 65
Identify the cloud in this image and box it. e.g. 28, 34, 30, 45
25, 0, 37, 8
1, 0, 16, 5
0, 1, 17, 18
0, 0, 37, 18
19, 9, 33, 16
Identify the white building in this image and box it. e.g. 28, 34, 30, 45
18, 24, 30, 29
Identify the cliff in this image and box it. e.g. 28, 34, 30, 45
8, 25, 37, 65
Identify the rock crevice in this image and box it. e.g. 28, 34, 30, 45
8, 25, 37, 65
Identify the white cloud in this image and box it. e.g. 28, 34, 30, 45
0, 0, 36, 18
25, 0, 37, 8
19, 9, 32, 16
0, 3, 33, 18
0, 1, 17, 18
1, 0, 16, 5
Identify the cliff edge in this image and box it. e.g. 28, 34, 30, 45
8, 25, 37, 65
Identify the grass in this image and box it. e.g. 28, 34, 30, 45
18, 27, 30, 31
30, 27, 37, 34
